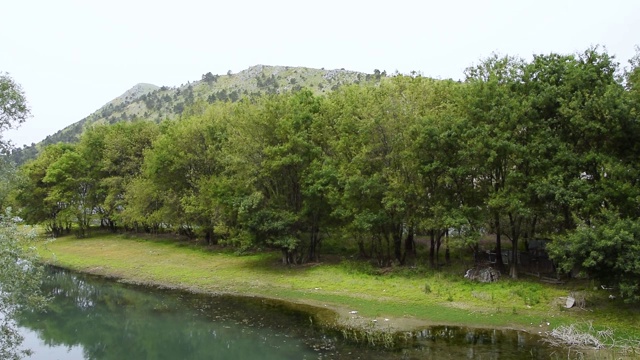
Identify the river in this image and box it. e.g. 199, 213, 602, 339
14, 267, 565, 359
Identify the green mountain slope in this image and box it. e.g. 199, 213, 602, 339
8, 65, 374, 164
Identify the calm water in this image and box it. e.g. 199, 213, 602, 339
15, 268, 563, 359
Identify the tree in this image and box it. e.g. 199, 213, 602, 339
0, 73, 46, 360
0, 161, 18, 210
15, 144, 76, 236
0, 73, 30, 152
0, 211, 47, 360
226, 91, 326, 264
43, 147, 97, 238
128, 104, 231, 239
548, 210, 640, 302
97, 121, 159, 230
201, 72, 217, 84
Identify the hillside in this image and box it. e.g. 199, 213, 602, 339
8, 65, 376, 164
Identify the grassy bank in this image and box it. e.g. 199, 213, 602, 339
36, 232, 640, 345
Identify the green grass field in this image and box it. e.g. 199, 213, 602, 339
35, 231, 640, 345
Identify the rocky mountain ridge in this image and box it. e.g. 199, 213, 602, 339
8, 65, 377, 164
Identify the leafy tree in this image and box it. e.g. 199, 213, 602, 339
320, 84, 393, 264
201, 72, 217, 84
322, 80, 431, 265
98, 121, 159, 230
43, 146, 97, 237
463, 55, 530, 277
548, 210, 640, 302
0, 212, 47, 360
130, 104, 231, 239
402, 78, 476, 267
0, 161, 18, 210
120, 176, 169, 233
0, 73, 30, 152
0, 73, 46, 360
15, 144, 76, 236
226, 91, 325, 263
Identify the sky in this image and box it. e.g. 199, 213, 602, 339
1, 0, 639, 147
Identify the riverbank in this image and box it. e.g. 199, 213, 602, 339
36, 232, 640, 346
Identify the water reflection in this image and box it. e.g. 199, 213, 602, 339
16, 267, 564, 359
405, 327, 546, 359
18, 268, 323, 360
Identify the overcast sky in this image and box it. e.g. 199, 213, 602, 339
2, 0, 639, 147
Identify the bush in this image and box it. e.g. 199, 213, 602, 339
548, 211, 640, 303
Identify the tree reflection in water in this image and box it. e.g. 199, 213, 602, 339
18, 267, 564, 360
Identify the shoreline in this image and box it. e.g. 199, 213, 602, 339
45, 262, 550, 354
35, 233, 640, 347
46, 262, 492, 335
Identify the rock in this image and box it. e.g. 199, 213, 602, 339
566, 296, 575, 308
464, 267, 500, 282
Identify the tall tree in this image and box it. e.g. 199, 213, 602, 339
43, 146, 97, 238
464, 55, 539, 278
0, 73, 29, 153
226, 91, 325, 264
131, 103, 230, 239
98, 121, 159, 230
15, 144, 76, 236
0, 73, 46, 360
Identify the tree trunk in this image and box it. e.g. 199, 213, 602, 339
308, 225, 320, 263
436, 232, 442, 265
445, 247, 451, 265
509, 213, 521, 279
393, 223, 403, 265
357, 237, 368, 258
509, 240, 519, 279
494, 213, 504, 269
445, 231, 451, 266
429, 230, 436, 268
403, 226, 415, 264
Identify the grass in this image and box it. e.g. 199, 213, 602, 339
35, 231, 640, 346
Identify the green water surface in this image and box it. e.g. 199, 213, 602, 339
16, 268, 565, 359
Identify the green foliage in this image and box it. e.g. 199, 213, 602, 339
0, 73, 30, 139
0, 73, 47, 359
548, 210, 640, 302
0, 212, 47, 360
15, 142, 76, 236
340, 260, 377, 276
10, 66, 375, 166
423, 282, 431, 294
510, 283, 544, 306
9, 47, 640, 304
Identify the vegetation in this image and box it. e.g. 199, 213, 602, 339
0, 73, 47, 360
36, 232, 640, 344
6, 65, 376, 165
2, 47, 640, 356
8, 47, 640, 305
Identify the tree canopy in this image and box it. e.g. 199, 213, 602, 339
0, 73, 46, 360
9, 47, 640, 302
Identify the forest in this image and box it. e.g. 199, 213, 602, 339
6, 48, 640, 302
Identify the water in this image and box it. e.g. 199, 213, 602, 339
14, 267, 563, 359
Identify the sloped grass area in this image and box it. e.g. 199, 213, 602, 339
36, 232, 640, 342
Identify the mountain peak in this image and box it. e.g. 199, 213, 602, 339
118, 83, 160, 102
8, 65, 377, 165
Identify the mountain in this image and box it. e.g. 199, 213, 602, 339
8, 65, 375, 165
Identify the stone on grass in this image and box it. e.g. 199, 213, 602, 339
464, 267, 500, 283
